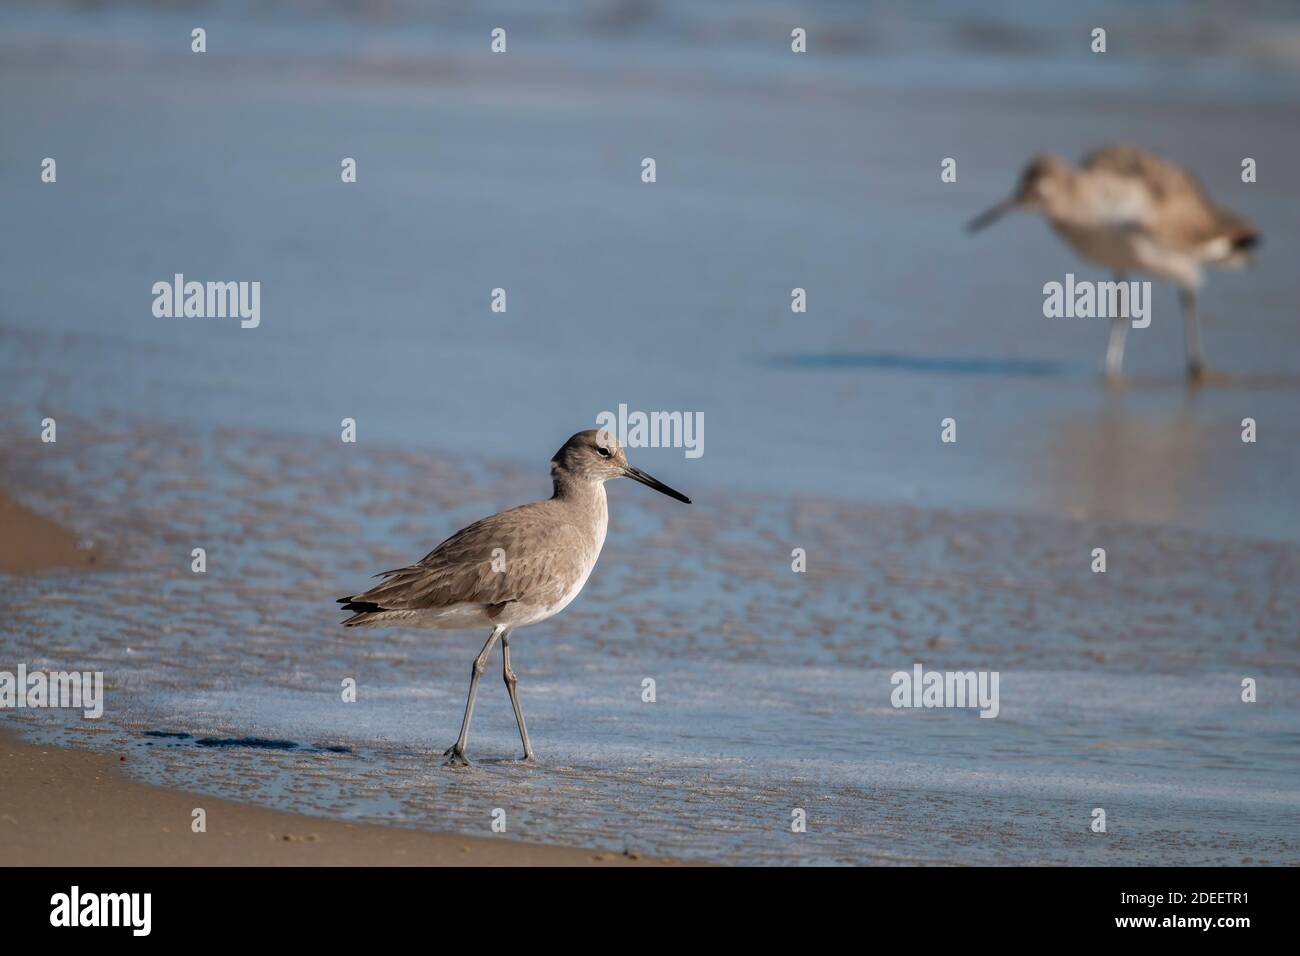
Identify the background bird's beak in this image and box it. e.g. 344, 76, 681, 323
966, 197, 1016, 233
624, 465, 691, 504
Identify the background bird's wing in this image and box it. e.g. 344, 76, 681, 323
1082, 145, 1253, 250
1082, 146, 1208, 203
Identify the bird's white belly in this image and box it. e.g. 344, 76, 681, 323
1055, 223, 1201, 288
513, 557, 598, 627
501, 496, 608, 630
1055, 223, 1145, 273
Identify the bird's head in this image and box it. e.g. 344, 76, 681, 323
551, 429, 691, 503
967, 153, 1071, 232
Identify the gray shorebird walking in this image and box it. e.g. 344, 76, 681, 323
337, 429, 690, 766
968, 145, 1259, 381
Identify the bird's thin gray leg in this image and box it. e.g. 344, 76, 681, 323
1181, 287, 1205, 381
501, 632, 536, 762
1105, 271, 1129, 380
444, 625, 503, 766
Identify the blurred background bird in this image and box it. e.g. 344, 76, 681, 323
969, 145, 1259, 381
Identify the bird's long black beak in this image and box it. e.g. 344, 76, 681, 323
624, 465, 691, 504
966, 197, 1016, 233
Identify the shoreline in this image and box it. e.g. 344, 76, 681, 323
0, 726, 673, 866
0, 490, 676, 867
4, 430, 1297, 862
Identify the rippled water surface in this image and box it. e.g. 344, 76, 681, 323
3, 422, 1297, 864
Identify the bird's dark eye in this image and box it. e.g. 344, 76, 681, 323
597, 447, 611, 458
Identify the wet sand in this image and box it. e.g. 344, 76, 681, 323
0, 728, 669, 866
0, 490, 97, 576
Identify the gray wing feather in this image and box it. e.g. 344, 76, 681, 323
346, 501, 590, 612
1083, 145, 1254, 248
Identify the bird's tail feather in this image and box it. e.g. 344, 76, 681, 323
337, 595, 386, 627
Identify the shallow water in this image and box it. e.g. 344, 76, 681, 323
2, 3, 1299, 864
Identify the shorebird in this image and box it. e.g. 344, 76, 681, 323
337, 429, 690, 766
967, 145, 1259, 381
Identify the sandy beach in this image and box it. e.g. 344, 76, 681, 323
0, 727, 668, 866
0, 491, 96, 576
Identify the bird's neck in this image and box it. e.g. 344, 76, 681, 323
1041, 172, 1087, 225
551, 470, 606, 506
552, 473, 609, 545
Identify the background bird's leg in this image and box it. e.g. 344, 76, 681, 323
501, 631, 536, 761
1105, 271, 1129, 380
1181, 287, 1205, 381
445, 625, 503, 765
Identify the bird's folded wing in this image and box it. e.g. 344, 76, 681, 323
350, 510, 591, 611
1083, 144, 1246, 249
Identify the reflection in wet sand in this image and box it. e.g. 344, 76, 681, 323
1044, 395, 1208, 528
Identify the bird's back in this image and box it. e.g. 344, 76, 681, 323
1081, 145, 1257, 257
